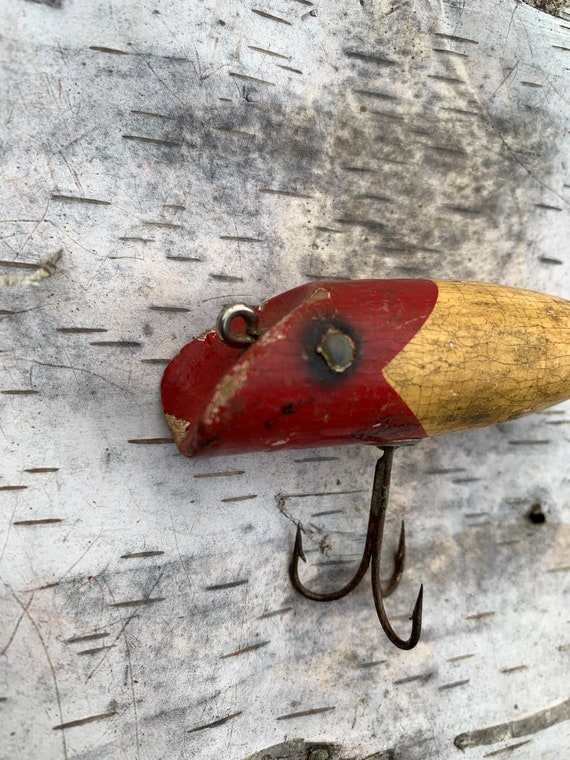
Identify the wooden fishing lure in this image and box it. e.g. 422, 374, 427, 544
161, 279, 570, 649
162, 279, 570, 457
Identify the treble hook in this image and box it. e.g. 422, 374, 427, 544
289, 446, 423, 650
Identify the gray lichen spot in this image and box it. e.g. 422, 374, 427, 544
243, 740, 342, 759
522, 0, 568, 18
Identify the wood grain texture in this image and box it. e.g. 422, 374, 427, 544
1, 0, 569, 759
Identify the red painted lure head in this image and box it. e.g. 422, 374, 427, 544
161, 279, 438, 457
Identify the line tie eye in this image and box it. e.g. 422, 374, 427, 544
216, 303, 260, 348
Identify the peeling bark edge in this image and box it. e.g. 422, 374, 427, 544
454, 696, 570, 750
0, 250, 62, 287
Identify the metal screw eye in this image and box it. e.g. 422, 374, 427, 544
216, 303, 260, 348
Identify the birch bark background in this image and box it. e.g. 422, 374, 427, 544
1, 1, 569, 758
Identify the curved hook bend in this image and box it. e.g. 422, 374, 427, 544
290, 517, 405, 602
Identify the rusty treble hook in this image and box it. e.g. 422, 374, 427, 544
289, 446, 423, 650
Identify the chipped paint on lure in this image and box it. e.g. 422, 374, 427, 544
161, 279, 570, 649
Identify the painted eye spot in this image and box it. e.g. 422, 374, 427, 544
316, 327, 356, 373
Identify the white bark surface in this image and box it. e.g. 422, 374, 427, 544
1, 1, 569, 759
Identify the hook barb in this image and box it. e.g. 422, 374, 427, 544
288, 445, 423, 650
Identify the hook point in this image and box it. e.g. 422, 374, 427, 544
412, 583, 424, 621
293, 523, 306, 563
